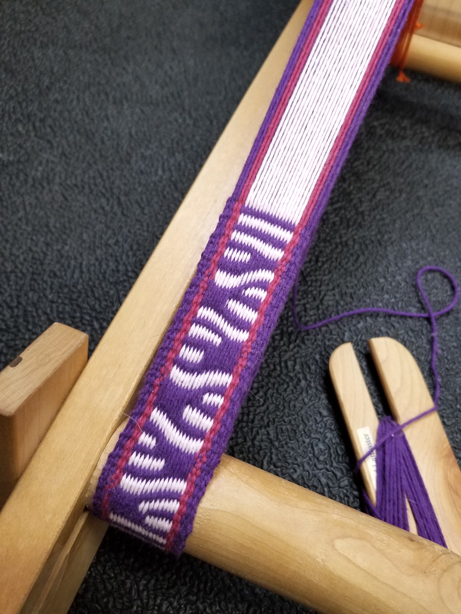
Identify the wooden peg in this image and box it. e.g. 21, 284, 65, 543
369, 337, 461, 556
0, 323, 88, 507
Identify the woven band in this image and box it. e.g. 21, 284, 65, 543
93, 0, 414, 555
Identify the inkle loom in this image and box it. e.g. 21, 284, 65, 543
2, 1, 461, 614
93, 0, 417, 554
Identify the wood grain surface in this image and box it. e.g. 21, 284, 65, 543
369, 337, 461, 556
0, 323, 88, 507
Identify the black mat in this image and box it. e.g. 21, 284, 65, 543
2, 1, 461, 613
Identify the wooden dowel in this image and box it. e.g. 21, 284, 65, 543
87, 445, 461, 614
419, 0, 461, 48
407, 33, 461, 83
188, 456, 461, 614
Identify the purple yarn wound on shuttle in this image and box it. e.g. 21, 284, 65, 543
363, 416, 447, 547
294, 266, 459, 546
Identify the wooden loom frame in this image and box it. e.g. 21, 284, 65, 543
1, 1, 461, 613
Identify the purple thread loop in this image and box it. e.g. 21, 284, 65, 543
293, 265, 459, 417
293, 266, 458, 546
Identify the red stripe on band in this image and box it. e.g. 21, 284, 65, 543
166, 0, 408, 549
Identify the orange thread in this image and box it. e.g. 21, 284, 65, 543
391, 0, 424, 82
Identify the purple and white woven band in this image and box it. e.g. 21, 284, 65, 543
93, 0, 414, 555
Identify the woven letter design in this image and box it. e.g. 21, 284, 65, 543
93, 0, 414, 555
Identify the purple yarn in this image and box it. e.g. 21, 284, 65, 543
294, 266, 459, 412
363, 416, 447, 547
294, 266, 459, 546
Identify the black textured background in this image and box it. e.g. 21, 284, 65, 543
1, 1, 461, 613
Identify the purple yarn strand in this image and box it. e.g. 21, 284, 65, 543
356, 406, 437, 469
294, 266, 458, 546
293, 265, 459, 410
